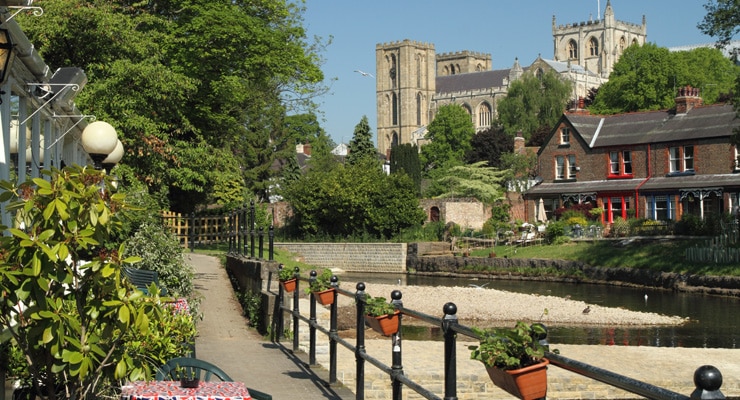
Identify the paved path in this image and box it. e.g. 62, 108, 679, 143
188, 253, 354, 399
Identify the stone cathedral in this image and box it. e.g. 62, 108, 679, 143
375, 0, 647, 156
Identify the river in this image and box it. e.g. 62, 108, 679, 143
341, 272, 740, 349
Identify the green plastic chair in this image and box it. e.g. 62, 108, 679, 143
156, 357, 272, 400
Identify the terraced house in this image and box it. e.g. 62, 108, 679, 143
524, 87, 740, 226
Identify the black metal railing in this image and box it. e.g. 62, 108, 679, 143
272, 268, 727, 400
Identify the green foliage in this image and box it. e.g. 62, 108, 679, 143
390, 143, 422, 195
395, 221, 447, 242
307, 269, 334, 293
425, 162, 508, 204
19, 0, 329, 211
122, 222, 195, 298
278, 264, 297, 281
0, 166, 189, 399
469, 322, 551, 370
237, 290, 262, 328
590, 44, 739, 114
496, 70, 573, 140
280, 158, 425, 239
364, 295, 396, 317
544, 220, 567, 244
481, 203, 512, 236
421, 105, 475, 171
610, 217, 630, 237
346, 115, 378, 166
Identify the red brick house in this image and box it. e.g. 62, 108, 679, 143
524, 87, 740, 226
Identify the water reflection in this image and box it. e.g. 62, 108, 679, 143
341, 272, 739, 349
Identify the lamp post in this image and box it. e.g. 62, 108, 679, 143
80, 121, 118, 170
101, 139, 123, 174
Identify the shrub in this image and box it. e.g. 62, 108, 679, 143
544, 221, 567, 244
123, 222, 195, 298
564, 216, 588, 227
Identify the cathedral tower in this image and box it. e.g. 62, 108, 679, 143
376, 40, 436, 157
552, 0, 646, 77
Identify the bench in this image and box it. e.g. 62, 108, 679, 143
122, 267, 168, 295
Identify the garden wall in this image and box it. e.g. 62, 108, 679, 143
275, 243, 406, 273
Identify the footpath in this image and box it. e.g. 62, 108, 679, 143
189, 253, 740, 400
188, 253, 355, 399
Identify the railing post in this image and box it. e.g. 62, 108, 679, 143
242, 205, 248, 256
329, 275, 339, 386
355, 282, 367, 399
258, 226, 264, 259
690, 365, 725, 400
288, 268, 301, 354
308, 270, 317, 359
250, 200, 256, 258
275, 264, 285, 343
442, 302, 458, 400
268, 225, 274, 260
236, 209, 242, 256
390, 290, 403, 400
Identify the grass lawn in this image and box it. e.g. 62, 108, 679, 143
470, 238, 740, 276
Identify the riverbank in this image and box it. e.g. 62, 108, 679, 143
338, 282, 688, 327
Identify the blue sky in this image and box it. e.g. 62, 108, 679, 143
301, 1, 716, 146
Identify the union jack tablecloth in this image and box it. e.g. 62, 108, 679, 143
121, 380, 252, 400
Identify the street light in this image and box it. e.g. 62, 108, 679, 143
80, 121, 118, 170
101, 139, 123, 174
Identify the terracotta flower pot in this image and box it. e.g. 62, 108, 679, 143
364, 310, 400, 336
313, 288, 335, 305
280, 278, 297, 293
485, 359, 549, 400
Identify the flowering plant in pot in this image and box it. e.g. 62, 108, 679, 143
305, 269, 335, 305
278, 264, 297, 292
469, 322, 554, 400
363, 295, 400, 336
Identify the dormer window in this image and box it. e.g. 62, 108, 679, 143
560, 127, 570, 145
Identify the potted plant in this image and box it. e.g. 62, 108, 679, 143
278, 264, 297, 292
363, 295, 400, 336
469, 322, 553, 400
306, 269, 335, 305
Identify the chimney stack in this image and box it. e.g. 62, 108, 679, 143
514, 131, 525, 154
675, 85, 702, 114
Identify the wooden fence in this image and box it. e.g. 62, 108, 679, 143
161, 211, 236, 248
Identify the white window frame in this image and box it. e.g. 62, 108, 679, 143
555, 156, 565, 180
561, 127, 570, 145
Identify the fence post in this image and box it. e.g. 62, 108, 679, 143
690, 365, 725, 400
275, 264, 285, 343
250, 200, 256, 258
242, 205, 248, 256
308, 270, 317, 358
269, 225, 274, 261
355, 282, 367, 399
329, 275, 339, 386
442, 302, 458, 400
390, 290, 404, 400
189, 212, 195, 252
259, 227, 264, 259
236, 210, 242, 256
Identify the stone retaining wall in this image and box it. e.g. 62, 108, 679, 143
275, 243, 407, 273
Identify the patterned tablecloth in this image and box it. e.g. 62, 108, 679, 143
121, 380, 251, 400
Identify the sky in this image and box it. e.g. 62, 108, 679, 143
301, 0, 718, 146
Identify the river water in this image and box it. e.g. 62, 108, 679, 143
341, 272, 740, 349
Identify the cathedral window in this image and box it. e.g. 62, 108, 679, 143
417, 93, 422, 126
478, 103, 492, 128
392, 92, 398, 125
589, 37, 599, 56
568, 40, 577, 59
619, 37, 626, 53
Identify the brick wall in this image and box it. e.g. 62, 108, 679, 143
275, 243, 407, 273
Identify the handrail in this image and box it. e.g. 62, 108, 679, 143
274, 270, 727, 400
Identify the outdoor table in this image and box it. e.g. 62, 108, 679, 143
121, 380, 252, 400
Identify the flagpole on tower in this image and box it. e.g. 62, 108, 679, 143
597, 0, 601, 20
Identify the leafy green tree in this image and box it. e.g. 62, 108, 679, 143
590, 44, 738, 114
698, 1, 740, 146
19, 0, 328, 212
346, 115, 377, 165
465, 126, 514, 168
425, 161, 508, 204
496, 70, 572, 140
420, 104, 475, 172
389, 143, 421, 195
280, 159, 425, 239
284, 113, 335, 158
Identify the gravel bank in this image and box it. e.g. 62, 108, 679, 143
338, 282, 688, 327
